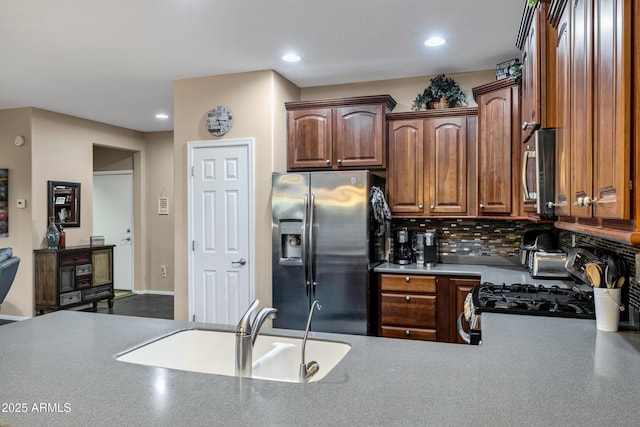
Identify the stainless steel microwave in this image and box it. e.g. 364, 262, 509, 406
522, 129, 556, 216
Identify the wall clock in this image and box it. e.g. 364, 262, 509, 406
206, 105, 233, 136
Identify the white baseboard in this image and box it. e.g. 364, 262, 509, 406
132, 290, 175, 296
0, 314, 29, 322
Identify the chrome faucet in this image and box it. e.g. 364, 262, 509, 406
235, 299, 278, 378
300, 300, 321, 382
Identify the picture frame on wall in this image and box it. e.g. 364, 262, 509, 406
0, 169, 8, 237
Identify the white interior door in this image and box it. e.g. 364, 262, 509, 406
188, 139, 254, 324
93, 171, 134, 291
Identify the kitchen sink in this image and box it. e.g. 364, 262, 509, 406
116, 329, 350, 383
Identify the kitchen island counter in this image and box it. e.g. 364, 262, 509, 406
1, 310, 639, 426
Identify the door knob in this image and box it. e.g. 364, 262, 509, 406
232, 258, 247, 267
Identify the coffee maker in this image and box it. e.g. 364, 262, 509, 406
423, 231, 438, 266
394, 228, 412, 265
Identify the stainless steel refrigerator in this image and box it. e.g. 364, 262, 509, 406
271, 170, 385, 335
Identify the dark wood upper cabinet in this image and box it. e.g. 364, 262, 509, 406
387, 118, 424, 215
549, 0, 637, 244
473, 79, 520, 216
591, 0, 632, 220
286, 108, 333, 170
517, 0, 557, 143
553, 0, 571, 217
285, 95, 396, 171
387, 108, 477, 218
425, 117, 469, 215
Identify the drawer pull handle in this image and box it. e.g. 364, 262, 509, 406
405, 330, 410, 336
405, 276, 410, 283
405, 295, 411, 302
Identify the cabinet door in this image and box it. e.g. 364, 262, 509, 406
388, 119, 424, 214
334, 105, 384, 168
554, 4, 572, 217
591, 0, 631, 219
92, 249, 113, 287
521, 6, 540, 140
425, 117, 468, 215
477, 86, 513, 214
570, 0, 594, 218
287, 108, 333, 169
449, 278, 478, 344
59, 267, 75, 293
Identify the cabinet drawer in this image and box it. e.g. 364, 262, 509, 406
60, 253, 91, 266
379, 326, 436, 341
380, 293, 436, 329
380, 274, 436, 293
75, 264, 92, 276
76, 277, 92, 289
83, 285, 113, 301
60, 291, 81, 306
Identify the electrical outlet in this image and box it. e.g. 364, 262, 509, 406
160, 265, 167, 278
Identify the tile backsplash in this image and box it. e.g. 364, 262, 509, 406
391, 218, 554, 265
389, 218, 640, 325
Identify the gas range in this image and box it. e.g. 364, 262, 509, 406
473, 282, 595, 318
458, 282, 595, 345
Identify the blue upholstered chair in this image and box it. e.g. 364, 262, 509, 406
0, 248, 20, 309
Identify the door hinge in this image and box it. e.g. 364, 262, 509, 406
192, 314, 196, 322
192, 240, 196, 251
630, 180, 633, 190
191, 166, 195, 177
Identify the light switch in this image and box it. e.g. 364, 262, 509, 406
16, 199, 26, 209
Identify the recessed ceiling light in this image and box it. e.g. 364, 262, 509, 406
282, 53, 301, 63
155, 113, 169, 120
425, 37, 446, 47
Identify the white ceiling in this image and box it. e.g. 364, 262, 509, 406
0, 0, 525, 132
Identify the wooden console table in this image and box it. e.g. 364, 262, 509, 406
34, 245, 115, 314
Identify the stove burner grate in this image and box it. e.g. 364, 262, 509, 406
474, 282, 595, 319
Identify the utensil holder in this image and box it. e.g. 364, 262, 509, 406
593, 288, 622, 332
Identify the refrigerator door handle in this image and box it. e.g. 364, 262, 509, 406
302, 192, 310, 296
309, 192, 316, 293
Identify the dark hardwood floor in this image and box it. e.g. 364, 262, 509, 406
0, 293, 174, 326
84, 293, 174, 319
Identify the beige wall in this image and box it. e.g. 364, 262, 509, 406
173, 70, 299, 320
0, 108, 33, 318
93, 146, 135, 171
301, 69, 496, 111
0, 108, 149, 317
143, 131, 175, 292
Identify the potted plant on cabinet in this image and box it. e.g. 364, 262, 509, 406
412, 74, 468, 110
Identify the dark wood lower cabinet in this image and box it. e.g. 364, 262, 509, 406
34, 245, 115, 314
378, 273, 479, 344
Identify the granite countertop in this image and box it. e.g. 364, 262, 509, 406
1, 310, 640, 426
374, 261, 576, 287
